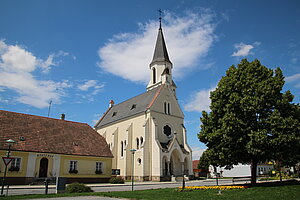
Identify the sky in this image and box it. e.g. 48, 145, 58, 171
1, 0, 300, 160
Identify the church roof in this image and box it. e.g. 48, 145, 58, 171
150, 27, 172, 66
0, 110, 113, 158
95, 85, 163, 128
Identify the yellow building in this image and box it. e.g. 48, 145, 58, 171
0, 110, 113, 185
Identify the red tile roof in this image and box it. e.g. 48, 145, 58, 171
0, 110, 113, 158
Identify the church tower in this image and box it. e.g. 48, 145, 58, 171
147, 22, 177, 95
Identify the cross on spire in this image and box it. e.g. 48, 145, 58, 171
158, 9, 162, 29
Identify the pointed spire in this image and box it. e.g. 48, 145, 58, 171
150, 11, 172, 66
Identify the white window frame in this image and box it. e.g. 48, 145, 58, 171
69, 160, 78, 171
11, 157, 21, 169
96, 162, 102, 172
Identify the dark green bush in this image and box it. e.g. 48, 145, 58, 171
109, 176, 125, 184
66, 182, 93, 193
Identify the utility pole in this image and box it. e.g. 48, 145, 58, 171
47, 100, 52, 117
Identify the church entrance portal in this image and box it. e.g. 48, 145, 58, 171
170, 150, 182, 176
39, 157, 48, 177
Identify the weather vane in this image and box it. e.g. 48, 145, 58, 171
158, 9, 163, 29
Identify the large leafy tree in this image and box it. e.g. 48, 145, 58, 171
198, 59, 300, 184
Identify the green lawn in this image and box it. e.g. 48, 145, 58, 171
1, 180, 300, 200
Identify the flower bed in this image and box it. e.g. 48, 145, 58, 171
179, 185, 249, 190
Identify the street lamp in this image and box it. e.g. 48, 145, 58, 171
129, 149, 136, 191
1, 139, 16, 195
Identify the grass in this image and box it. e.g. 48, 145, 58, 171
1, 180, 299, 200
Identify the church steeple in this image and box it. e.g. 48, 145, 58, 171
147, 15, 176, 94
150, 25, 172, 66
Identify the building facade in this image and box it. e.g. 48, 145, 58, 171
0, 110, 113, 185
95, 23, 193, 181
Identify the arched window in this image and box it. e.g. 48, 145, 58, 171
140, 137, 143, 146
137, 158, 142, 165
121, 141, 124, 157
153, 68, 156, 84
165, 68, 170, 74
164, 102, 171, 115
136, 138, 140, 149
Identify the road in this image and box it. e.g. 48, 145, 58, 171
5, 179, 240, 196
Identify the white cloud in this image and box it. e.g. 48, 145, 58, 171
0, 40, 70, 108
286, 73, 300, 82
191, 146, 206, 160
231, 42, 260, 57
98, 10, 216, 83
78, 80, 98, 91
40, 51, 70, 73
184, 87, 215, 112
286, 73, 300, 88
77, 80, 105, 97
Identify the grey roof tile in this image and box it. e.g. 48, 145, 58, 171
95, 85, 163, 128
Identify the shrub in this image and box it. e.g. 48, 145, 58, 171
65, 182, 93, 193
109, 176, 125, 184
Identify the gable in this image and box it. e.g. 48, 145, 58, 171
150, 85, 184, 118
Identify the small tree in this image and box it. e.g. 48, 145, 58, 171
198, 150, 210, 171
198, 59, 299, 185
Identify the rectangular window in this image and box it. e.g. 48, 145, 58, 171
9, 157, 21, 172
96, 162, 102, 172
11, 157, 21, 168
69, 161, 77, 171
121, 141, 124, 157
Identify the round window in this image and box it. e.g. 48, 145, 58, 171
163, 125, 172, 137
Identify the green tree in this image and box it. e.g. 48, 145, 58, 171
198, 150, 210, 171
198, 59, 300, 185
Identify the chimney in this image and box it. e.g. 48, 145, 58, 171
61, 113, 65, 120
109, 100, 115, 108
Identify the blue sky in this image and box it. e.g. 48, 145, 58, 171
1, 0, 299, 159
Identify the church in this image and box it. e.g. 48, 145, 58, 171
94, 21, 193, 181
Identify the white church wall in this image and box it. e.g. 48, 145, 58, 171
150, 117, 162, 180
97, 114, 148, 178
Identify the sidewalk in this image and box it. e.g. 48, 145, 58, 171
7, 180, 186, 190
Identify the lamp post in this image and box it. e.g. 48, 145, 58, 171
182, 163, 185, 190
129, 149, 136, 191
1, 139, 16, 195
